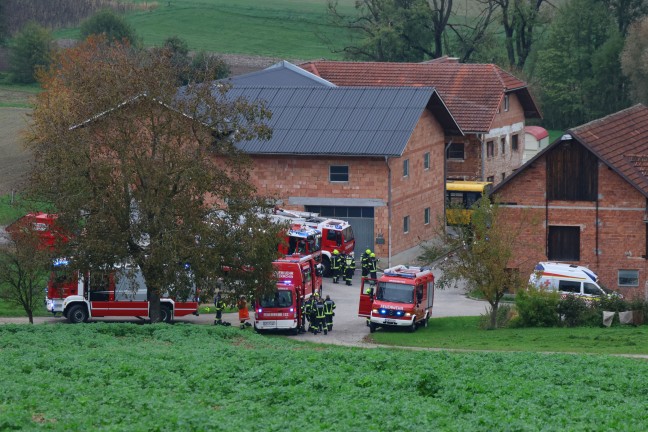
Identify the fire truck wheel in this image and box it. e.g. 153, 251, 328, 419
369, 322, 377, 333
67, 305, 88, 324
160, 305, 173, 324
409, 319, 417, 333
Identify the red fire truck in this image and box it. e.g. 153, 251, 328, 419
6, 212, 67, 249
278, 224, 322, 260
358, 265, 435, 333
269, 208, 355, 276
55, 264, 198, 323
254, 253, 322, 334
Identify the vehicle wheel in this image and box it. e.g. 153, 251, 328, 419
67, 305, 88, 324
322, 257, 331, 278
160, 305, 173, 323
409, 319, 417, 333
369, 322, 377, 333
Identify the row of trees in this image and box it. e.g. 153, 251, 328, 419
326, 0, 648, 129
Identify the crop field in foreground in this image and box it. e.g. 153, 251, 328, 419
1, 324, 647, 431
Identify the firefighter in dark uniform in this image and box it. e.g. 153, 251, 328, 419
314, 295, 327, 335
304, 295, 315, 333
369, 253, 379, 280
331, 249, 343, 284
324, 294, 336, 332
344, 252, 356, 286
214, 294, 227, 325
361, 249, 372, 277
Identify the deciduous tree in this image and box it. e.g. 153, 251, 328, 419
8, 22, 52, 84
621, 17, 648, 105
27, 37, 280, 322
80, 9, 138, 46
419, 197, 537, 329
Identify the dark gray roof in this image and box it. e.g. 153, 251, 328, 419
226, 61, 335, 88
227, 86, 448, 156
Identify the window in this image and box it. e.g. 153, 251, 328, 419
329, 165, 348, 182
486, 176, 494, 183
446, 143, 465, 160
584, 283, 603, 296
503, 94, 509, 112
487, 141, 494, 158
424, 207, 430, 225
403, 216, 410, 234
618, 270, 639, 287
500, 137, 506, 155
501, 172, 506, 182
548, 226, 580, 261
403, 159, 409, 177
423, 152, 430, 170
558, 280, 581, 294
512, 134, 519, 151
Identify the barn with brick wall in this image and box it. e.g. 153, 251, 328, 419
493, 104, 648, 297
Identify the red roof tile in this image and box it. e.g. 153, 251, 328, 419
299, 61, 540, 132
570, 104, 648, 195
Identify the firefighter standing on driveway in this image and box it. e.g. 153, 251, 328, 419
324, 294, 336, 332
213, 294, 227, 325
344, 252, 356, 286
314, 295, 327, 335
361, 249, 372, 277
369, 252, 379, 280
304, 295, 315, 333
331, 249, 344, 284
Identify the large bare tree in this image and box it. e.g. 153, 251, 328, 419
26, 37, 281, 322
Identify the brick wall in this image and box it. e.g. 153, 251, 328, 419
243, 109, 447, 260
497, 156, 648, 298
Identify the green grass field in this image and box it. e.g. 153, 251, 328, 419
370, 316, 648, 355
54, 0, 356, 59
1, 323, 647, 430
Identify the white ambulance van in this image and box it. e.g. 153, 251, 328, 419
529, 262, 610, 298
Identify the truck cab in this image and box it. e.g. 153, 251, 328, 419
358, 265, 434, 333
254, 253, 323, 334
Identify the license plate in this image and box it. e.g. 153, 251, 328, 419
262, 321, 276, 327
384, 319, 396, 324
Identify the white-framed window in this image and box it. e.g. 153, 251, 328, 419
423, 152, 430, 170
500, 137, 506, 155
403, 215, 410, 233
329, 165, 349, 182
618, 270, 639, 287
503, 94, 509, 112
424, 207, 430, 225
403, 159, 409, 177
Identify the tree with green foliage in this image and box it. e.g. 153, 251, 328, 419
8, 22, 52, 84
0, 228, 53, 324
535, 0, 629, 129
600, 0, 648, 36
190, 50, 230, 82
27, 37, 280, 323
80, 9, 138, 46
621, 17, 648, 105
419, 197, 538, 329
0, 1, 8, 46
326, 0, 437, 61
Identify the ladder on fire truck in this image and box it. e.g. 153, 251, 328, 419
382, 265, 433, 279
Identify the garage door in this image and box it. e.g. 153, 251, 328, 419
304, 206, 374, 255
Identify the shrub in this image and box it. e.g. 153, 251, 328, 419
512, 286, 560, 327
479, 304, 513, 329
557, 294, 588, 327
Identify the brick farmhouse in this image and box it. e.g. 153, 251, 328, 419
298, 58, 541, 185
225, 62, 463, 266
493, 104, 648, 296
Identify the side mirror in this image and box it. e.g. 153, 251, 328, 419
315, 264, 324, 277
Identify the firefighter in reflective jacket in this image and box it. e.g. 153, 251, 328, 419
304, 295, 315, 333
368, 253, 379, 280
324, 295, 336, 331
344, 252, 356, 286
314, 296, 327, 335
331, 249, 344, 284
213, 294, 227, 325
361, 249, 372, 277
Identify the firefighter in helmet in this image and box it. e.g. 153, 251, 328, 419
361, 249, 372, 277
324, 294, 336, 332
214, 294, 227, 325
314, 294, 327, 335
369, 252, 379, 280
344, 252, 356, 286
331, 249, 344, 284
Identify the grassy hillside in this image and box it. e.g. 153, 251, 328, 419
2, 323, 648, 430
54, 0, 356, 59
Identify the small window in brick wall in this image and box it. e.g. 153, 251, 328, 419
329, 165, 349, 182
424, 152, 430, 170
446, 143, 465, 160
618, 270, 639, 287
512, 134, 519, 151
403, 159, 409, 177
424, 207, 430, 225
501, 137, 506, 155
404, 215, 410, 233
487, 141, 494, 158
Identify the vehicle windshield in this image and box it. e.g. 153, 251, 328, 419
309, 234, 322, 253
343, 226, 354, 242
259, 290, 293, 308
376, 282, 413, 303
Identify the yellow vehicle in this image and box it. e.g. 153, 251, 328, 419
445, 180, 492, 225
